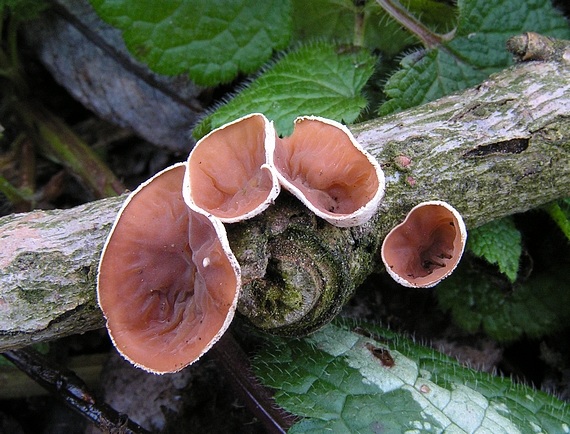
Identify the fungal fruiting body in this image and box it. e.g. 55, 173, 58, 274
183, 113, 280, 222
381, 200, 467, 288
273, 116, 385, 227
97, 163, 241, 373
98, 114, 388, 372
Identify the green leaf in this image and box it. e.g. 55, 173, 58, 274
194, 42, 375, 138
544, 198, 570, 241
436, 261, 570, 341
379, 0, 570, 115
254, 320, 570, 432
290, 0, 456, 56
88, 0, 291, 86
467, 217, 522, 282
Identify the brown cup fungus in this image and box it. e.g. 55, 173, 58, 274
381, 200, 467, 288
97, 163, 241, 373
98, 113, 387, 372
273, 116, 385, 227
183, 113, 280, 223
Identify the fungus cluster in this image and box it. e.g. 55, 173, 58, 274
97, 113, 385, 373
98, 113, 469, 373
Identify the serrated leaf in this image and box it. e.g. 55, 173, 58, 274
467, 217, 522, 282
436, 261, 570, 341
379, 0, 570, 115
195, 42, 375, 137
291, 0, 456, 56
544, 198, 570, 241
254, 320, 570, 432
88, 0, 291, 86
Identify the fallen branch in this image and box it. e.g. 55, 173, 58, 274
1, 34, 569, 349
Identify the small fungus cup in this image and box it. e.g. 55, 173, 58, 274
183, 113, 280, 223
273, 116, 385, 227
381, 200, 467, 288
97, 163, 241, 373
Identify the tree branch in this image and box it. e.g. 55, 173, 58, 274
1, 34, 570, 349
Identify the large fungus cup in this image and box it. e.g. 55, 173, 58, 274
97, 163, 241, 373
273, 116, 385, 227
381, 200, 467, 288
183, 113, 280, 222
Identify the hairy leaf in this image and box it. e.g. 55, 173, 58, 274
468, 217, 522, 282
436, 262, 570, 341
545, 198, 570, 241
380, 0, 570, 115
88, 0, 291, 86
291, 0, 456, 56
195, 42, 375, 137
254, 320, 570, 432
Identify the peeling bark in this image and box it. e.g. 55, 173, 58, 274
1, 36, 570, 349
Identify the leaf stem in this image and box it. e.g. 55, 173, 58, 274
6, 15, 22, 80
0, 174, 29, 204
17, 135, 36, 199
12, 100, 125, 199
544, 200, 570, 240
211, 332, 298, 433
2, 347, 150, 434
354, 7, 366, 48
376, 0, 447, 48
0, 13, 29, 95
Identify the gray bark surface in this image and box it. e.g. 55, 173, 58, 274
24, 0, 203, 152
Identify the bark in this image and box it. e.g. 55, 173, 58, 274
1, 34, 570, 349
24, 0, 204, 152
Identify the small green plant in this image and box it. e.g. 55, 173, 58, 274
378, 0, 570, 115
90, 0, 570, 126
254, 319, 570, 432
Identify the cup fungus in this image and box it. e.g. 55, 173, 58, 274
97, 163, 241, 373
183, 113, 280, 223
273, 116, 385, 227
98, 114, 387, 372
381, 200, 467, 288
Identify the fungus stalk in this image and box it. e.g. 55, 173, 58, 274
2, 38, 570, 345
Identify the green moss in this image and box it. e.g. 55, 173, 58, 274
17, 286, 46, 305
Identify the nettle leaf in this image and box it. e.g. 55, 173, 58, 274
379, 0, 570, 115
468, 217, 522, 282
254, 320, 570, 432
88, 0, 291, 86
545, 198, 570, 241
195, 42, 375, 138
436, 262, 570, 341
291, 0, 456, 56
